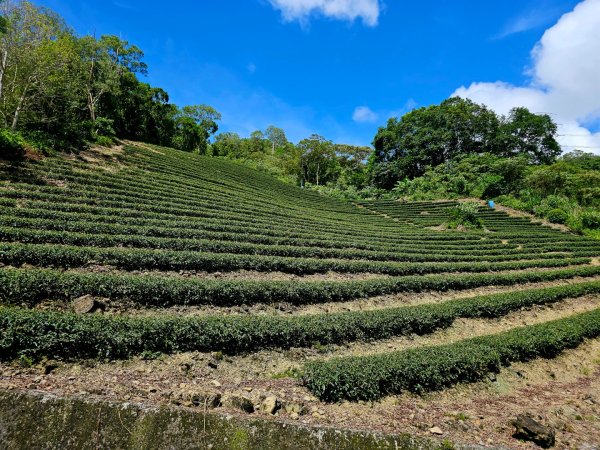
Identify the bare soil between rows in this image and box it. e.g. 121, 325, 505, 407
2, 337, 598, 449
4, 297, 600, 449
32, 273, 600, 318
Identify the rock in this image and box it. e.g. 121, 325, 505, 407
222, 395, 254, 414
72, 295, 104, 314
211, 380, 222, 387
284, 402, 307, 416
512, 414, 555, 448
429, 426, 443, 435
290, 412, 299, 420
262, 396, 281, 415
172, 389, 221, 408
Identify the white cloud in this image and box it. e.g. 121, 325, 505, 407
453, 0, 600, 154
494, 9, 557, 39
267, 0, 380, 26
352, 106, 378, 123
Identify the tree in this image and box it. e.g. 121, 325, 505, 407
172, 105, 221, 154
297, 134, 339, 186
77, 34, 147, 123
370, 98, 561, 189
212, 132, 242, 157
497, 107, 561, 164
334, 144, 372, 189
0, 1, 72, 130
371, 98, 500, 187
264, 125, 288, 154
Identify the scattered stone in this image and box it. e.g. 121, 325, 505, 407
262, 396, 281, 415
211, 380, 222, 388
72, 295, 105, 314
284, 402, 307, 416
222, 395, 254, 414
290, 412, 299, 420
172, 389, 221, 408
512, 414, 555, 448
429, 426, 443, 435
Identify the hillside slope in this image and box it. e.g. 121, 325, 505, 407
1, 143, 600, 447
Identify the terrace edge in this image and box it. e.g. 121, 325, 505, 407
0, 389, 484, 450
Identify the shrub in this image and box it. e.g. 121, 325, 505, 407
0, 129, 26, 160
580, 210, 600, 230
546, 208, 568, 224
303, 307, 600, 402
448, 202, 483, 229
1, 280, 599, 362
94, 135, 114, 147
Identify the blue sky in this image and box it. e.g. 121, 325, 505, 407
35, 0, 600, 151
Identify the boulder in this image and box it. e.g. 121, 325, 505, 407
261, 396, 281, 415
72, 295, 104, 314
512, 414, 555, 448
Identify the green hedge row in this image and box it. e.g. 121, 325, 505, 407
2, 185, 492, 242
1, 280, 599, 361
0, 243, 589, 276
0, 206, 519, 251
1, 226, 582, 263
0, 215, 533, 256
2, 265, 600, 308
303, 306, 600, 402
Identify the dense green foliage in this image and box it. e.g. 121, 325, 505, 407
371, 99, 560, 188
0, 1, 220, 153
2, 265, 600, 308
303, 307, 600, 402
2, 280, 600, 361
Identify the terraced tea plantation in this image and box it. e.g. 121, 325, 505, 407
1, 143, 600, 447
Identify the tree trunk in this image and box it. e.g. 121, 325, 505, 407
11, 85, 27, 130
0, 49, 7, 102
316, 162, 320, 186
87, 88, 96, 122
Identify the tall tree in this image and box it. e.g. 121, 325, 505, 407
297, 134, 339, 186
264, 125, 288, 154
497, 107, 561, 164
0, 1, 71, 130
77, 34, 147, 123
173, 105, 221, 154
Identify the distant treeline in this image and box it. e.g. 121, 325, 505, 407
0, 0, 220, 154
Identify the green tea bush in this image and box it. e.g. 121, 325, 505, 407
303, 307, 600, 402
2, 280, 599, 362
2, 265, 600, 308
